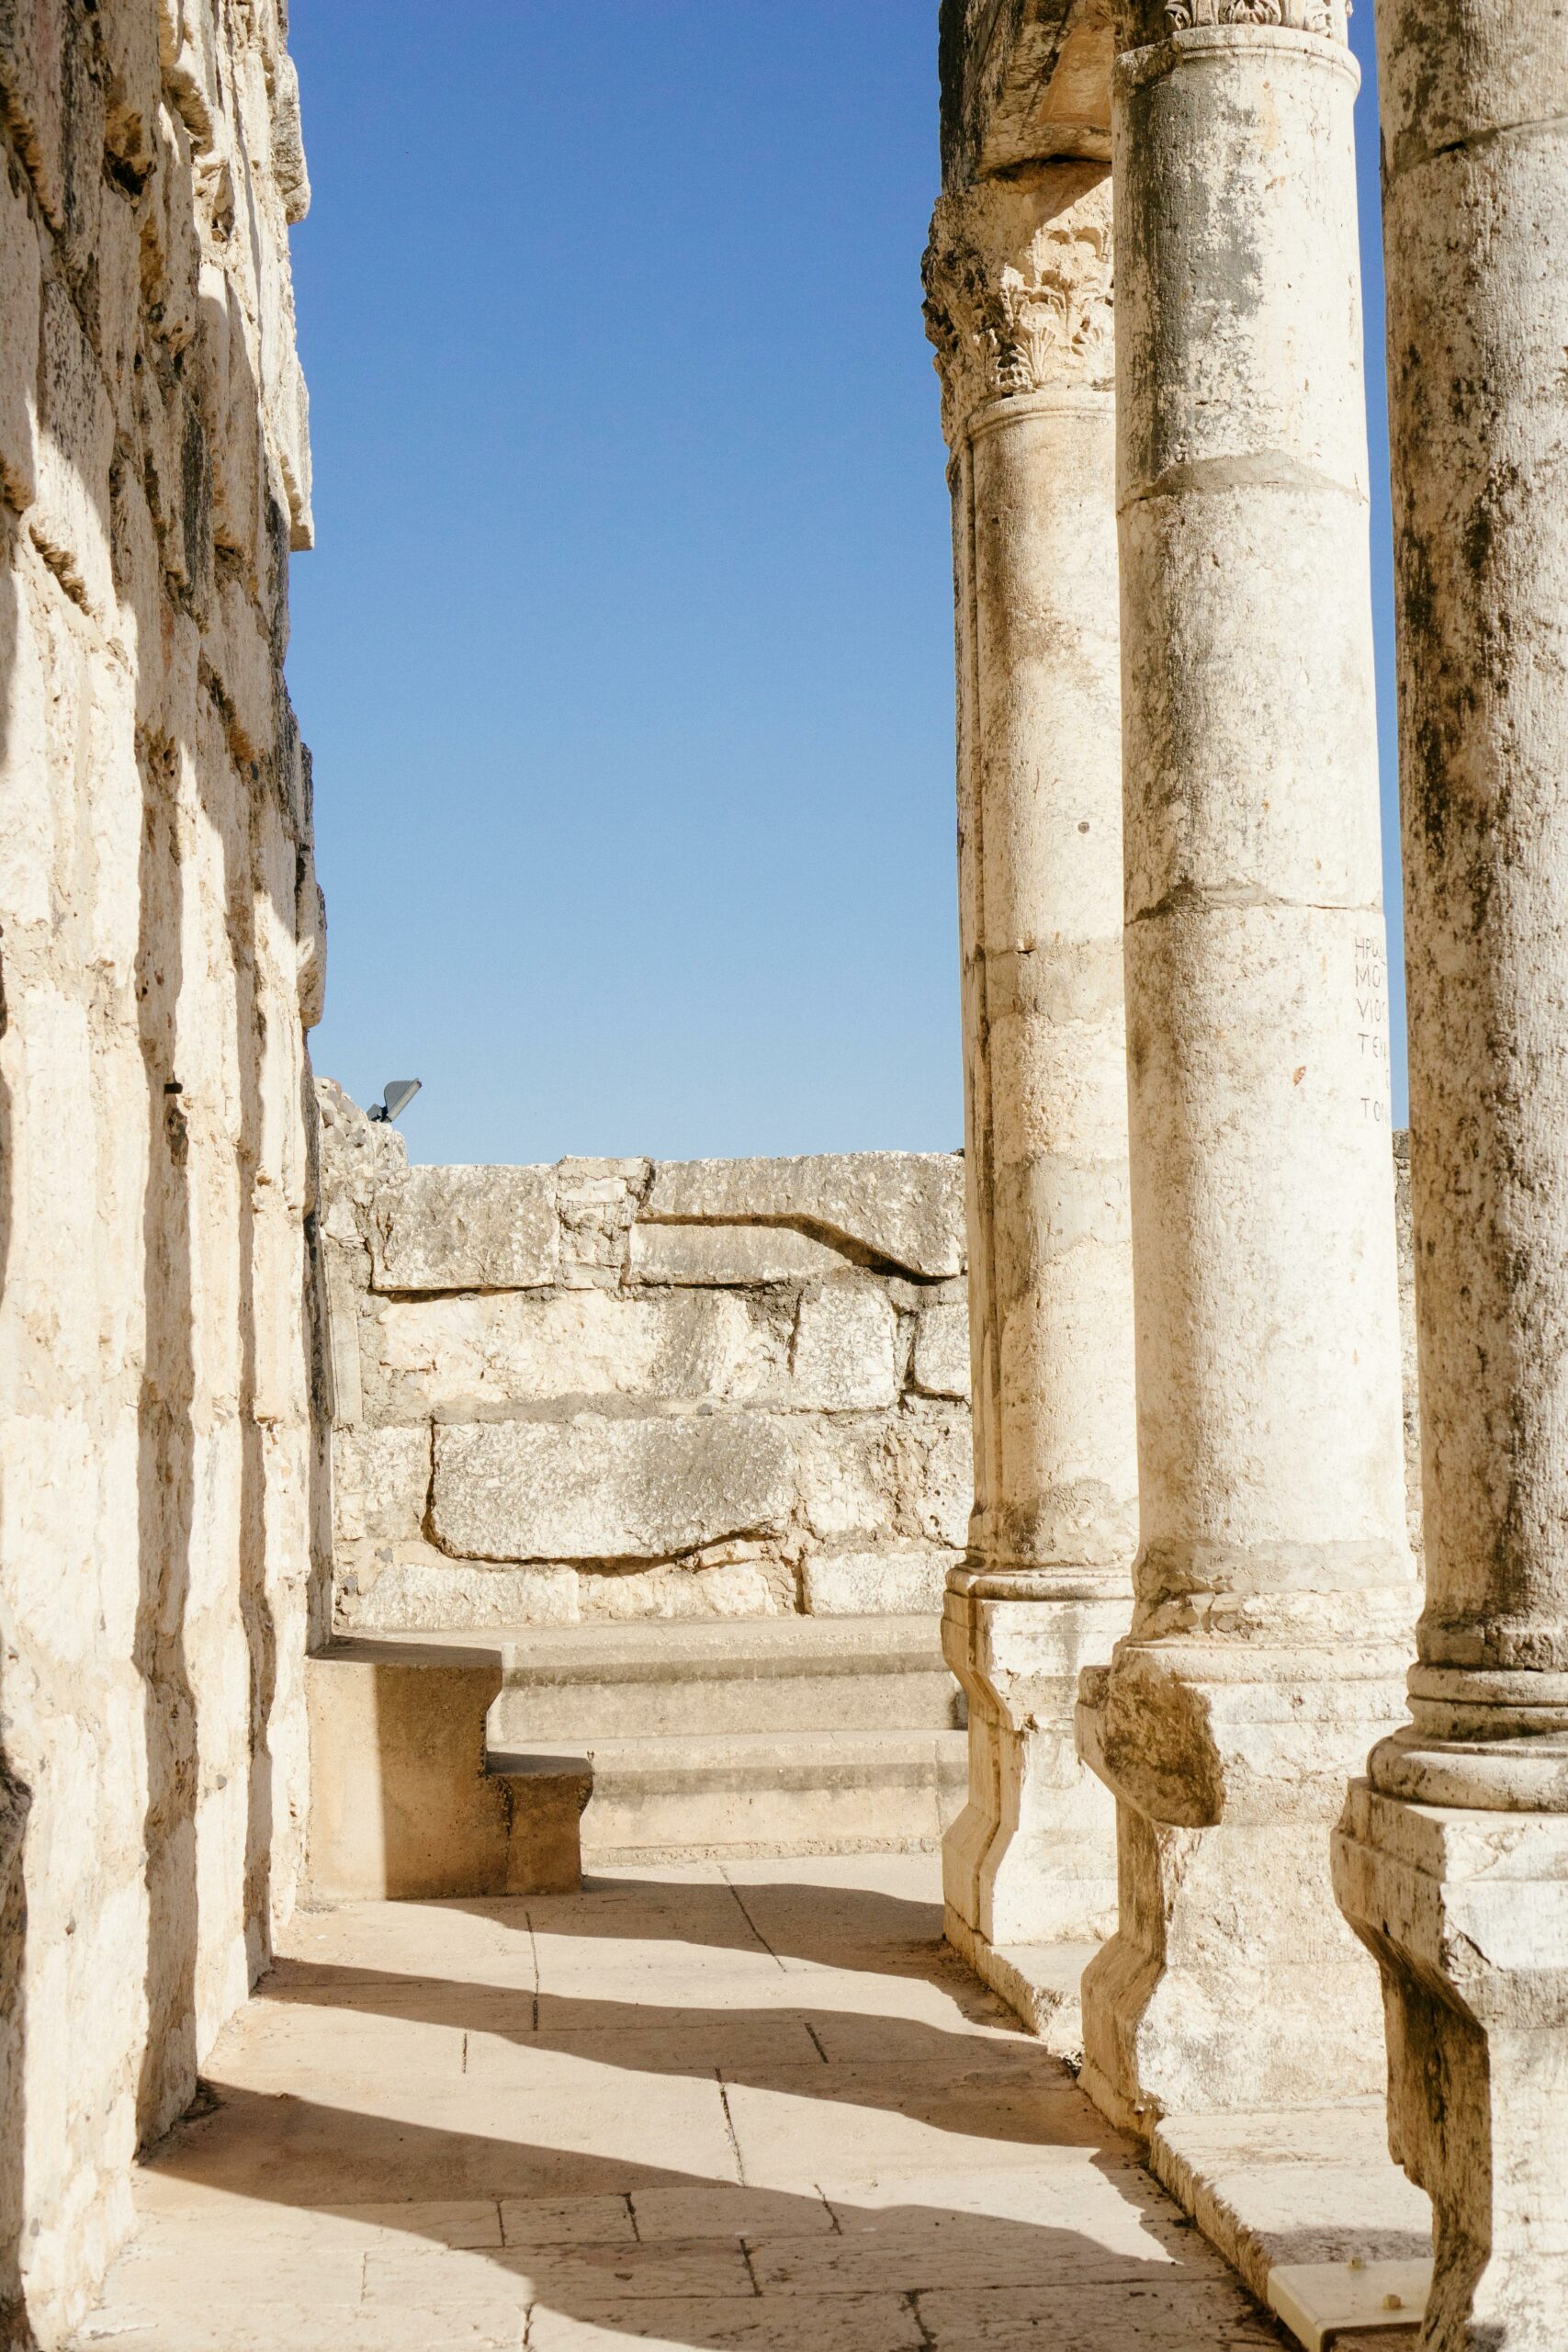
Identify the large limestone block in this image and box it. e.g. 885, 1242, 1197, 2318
0, 164, 39, 512
645, 1154, 966, 1280
364, 1288, 774, 1419
910, 1302, 971, 1399
0, 558, 56, 936
803, 1550, 959, 1615
791, 1285, 899, 1412
796, 1420, 896, 1544
797, 1409, 974, 1550
317, 1076, 410, 1219
371, 1165, 557, 1293
577, 1562, 777, 1622
556, 1158, 647, 1288
886, 1408, 975, 1549
338, 1558, 580, 1633
628, 1221, 850, 1286
332, 1425, 430, 1544
432, 1412, 797, 1564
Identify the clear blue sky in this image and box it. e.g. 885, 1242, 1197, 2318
286, 2, 1406, 1167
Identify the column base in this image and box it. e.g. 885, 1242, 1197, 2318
941, 1580, 1124, 2034
1333, 1779, 1568, 2352
1076, 1635, 1409, 2135
943, 1910, 1099, 2055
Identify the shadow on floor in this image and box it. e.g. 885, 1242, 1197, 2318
261, 1956, 1099, 2149
434, 1871, 1004, 2023
96, 1871, 1288, 2349
134, 2100, 1279, 2350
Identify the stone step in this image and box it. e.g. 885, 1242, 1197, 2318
508, 1726, 970, 1862
305, 1621, 965, 1894
489, 1614, 963, 1745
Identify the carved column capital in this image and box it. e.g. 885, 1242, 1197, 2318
1117, 0, 1348, 47
924, 166, 1114, 448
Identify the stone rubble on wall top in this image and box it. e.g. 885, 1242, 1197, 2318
316, 1076, 410, 1213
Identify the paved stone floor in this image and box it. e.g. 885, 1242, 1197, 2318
77, 1855, 1285, 2351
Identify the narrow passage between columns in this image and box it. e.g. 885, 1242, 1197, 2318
75, 1856, 1284, 2351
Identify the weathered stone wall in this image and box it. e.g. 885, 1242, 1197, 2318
0, 5, 321, 2341
318, 1086, 974, 1630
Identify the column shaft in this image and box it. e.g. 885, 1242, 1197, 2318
1078, 9, 1414, 2132
925, 166, 1138, 2039
1332, 6, 1568, 2342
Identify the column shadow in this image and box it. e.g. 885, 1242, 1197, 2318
131, 2089, 1262, 2350
264, 1954, 1084, 2148
449, 1872, 991, 2002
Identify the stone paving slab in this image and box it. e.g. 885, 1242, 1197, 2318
499, 2199, 637, 2249
817, 2161, 1167, 2222
132, 2080, 741, 2206
76, 1857, 1286, 2352
82, 2310, 525, 2351
367, 2241, 757, 2303
746, 2212, 1197, 2294
917, 2280, 1280, 2347
626, 2186, 838, 2243
723, 2064, 1111, 2181
529, 2293, 928, 2351
275, 1898, 539, 1987
806, 2007, 1023, 2061
470, 2017, 823, 2079
532, 1962, 1010, 2032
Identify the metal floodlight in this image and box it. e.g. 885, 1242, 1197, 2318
369, 1079, 422, 1125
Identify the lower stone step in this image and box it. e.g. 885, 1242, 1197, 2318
490, 1615, 963, 1745
559, 1727, 969, 1862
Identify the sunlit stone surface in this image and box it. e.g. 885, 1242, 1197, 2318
923, 37, 1138, 2044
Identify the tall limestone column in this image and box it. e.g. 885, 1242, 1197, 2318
1332, 7, 1568, 2344
924, 164, 1140, 2041
1076, 0, 1416, 2131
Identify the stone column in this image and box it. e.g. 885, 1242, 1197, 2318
924, 164, 1140, 2041
1076, 0, 1416, 2132
1332, 7, 1568, 2343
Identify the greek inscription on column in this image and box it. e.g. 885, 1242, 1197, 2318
1355, 933, 1389, 1124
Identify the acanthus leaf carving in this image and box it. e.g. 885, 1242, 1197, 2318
924, 168, 1114, 447
995, 216, 1114, 396
1156, 0, 1346, 39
